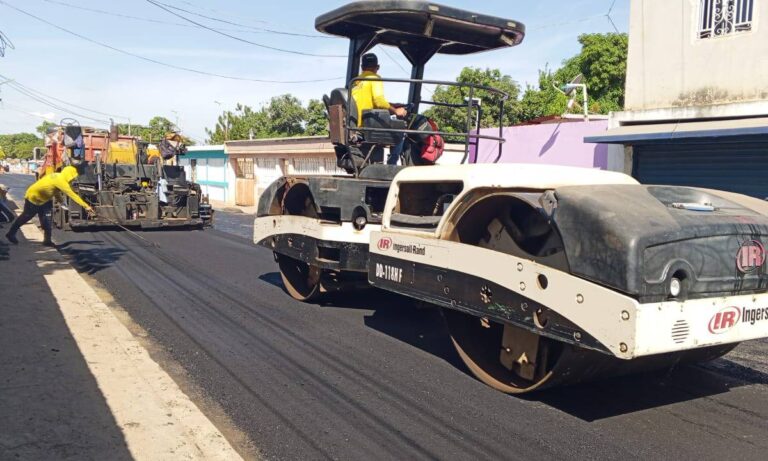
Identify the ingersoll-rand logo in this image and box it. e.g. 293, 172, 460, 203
736, 240, 765, 273
708, 306, 741, 334
377, 237, 393, 251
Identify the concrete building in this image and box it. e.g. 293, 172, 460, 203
473, 119, 616, 169
225, 136, 343, 207
178, 145, 232, 204
587, 0, 768, 198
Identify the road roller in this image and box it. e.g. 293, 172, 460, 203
253, 1, 768, 393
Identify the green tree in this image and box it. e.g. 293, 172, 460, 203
304, 99, 329, 137
205, 95, 330, 143
424, 67, 521, 134
518, 69, 568, 122
0, 133, 43, 159
117, 116, 193, 144
35, 120, 56, 138
206, 103, 271, 143
266, 94, 307, 137
518, 33, 629, 122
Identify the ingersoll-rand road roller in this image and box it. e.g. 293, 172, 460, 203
252, 1, 768, 394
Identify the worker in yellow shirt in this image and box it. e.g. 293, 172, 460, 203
351, 53, 408, 164
5, 166, 94, 246
351, 53, 407, 124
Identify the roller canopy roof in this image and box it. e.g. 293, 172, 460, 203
315, 1, 525, 55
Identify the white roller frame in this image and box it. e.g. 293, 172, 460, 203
254, 214, 378, 246
370, 231, 768, 360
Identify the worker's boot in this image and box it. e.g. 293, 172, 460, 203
41, 228, 53, 247
5, 232, 18, 245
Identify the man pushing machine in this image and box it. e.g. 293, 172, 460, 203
5, 166, 95, 246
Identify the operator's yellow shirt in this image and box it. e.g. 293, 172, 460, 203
351, 70, 390, 125
25, 168, 91, 210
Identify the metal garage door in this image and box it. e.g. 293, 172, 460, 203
633, 139, 768, 198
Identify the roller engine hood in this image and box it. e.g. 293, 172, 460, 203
552, 184, 768, 302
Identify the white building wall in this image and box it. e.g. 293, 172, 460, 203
626, 0, 768, 112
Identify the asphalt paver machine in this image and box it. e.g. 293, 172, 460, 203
254, 1, 768, 394
51, 128, 213, 231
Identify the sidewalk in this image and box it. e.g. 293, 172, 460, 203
0, 209, 244, 459
210, 200, 258, 215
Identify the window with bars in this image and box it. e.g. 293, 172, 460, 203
699, 0, 755, 39
235, 157, 254, 179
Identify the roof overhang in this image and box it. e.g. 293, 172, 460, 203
585, 117, 768, 144
316, 1, 525, 55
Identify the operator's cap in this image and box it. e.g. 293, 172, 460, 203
362, 53, 379, 69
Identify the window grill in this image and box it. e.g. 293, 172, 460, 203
699, 0, 754, 39
235, 157, 254, 179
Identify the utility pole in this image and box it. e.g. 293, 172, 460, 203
171, 110, 180, 131
214, 101, 228, 141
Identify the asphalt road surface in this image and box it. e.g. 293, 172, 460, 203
2, 173, 767, 460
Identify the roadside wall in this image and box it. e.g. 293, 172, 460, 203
472, 120, 613, 169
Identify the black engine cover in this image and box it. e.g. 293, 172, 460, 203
553, 185, 768, 302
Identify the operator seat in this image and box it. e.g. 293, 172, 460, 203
325, 88, 358, 131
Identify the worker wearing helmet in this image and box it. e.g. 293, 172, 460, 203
5, 166, 94, 246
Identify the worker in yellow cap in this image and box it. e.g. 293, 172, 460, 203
5, 166, 94, 246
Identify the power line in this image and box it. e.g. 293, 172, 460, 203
0, 1, 344, 84
41, 0, 197, 28
0, 73, 129, 120
3, 82, 112, 124
145, 0, 345, 57
379, 47, 435, 96
605, 0, 620, 33
0, 28, 13, 57
528, 0, 623, 33
39, 0, 334, 39
0, 102, 57, 122
153, 0, 334, 39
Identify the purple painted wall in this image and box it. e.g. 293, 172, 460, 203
472, 120, 609, 169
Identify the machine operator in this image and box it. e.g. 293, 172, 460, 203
351, 52, 408, 164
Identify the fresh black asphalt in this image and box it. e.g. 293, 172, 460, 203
2, 173, 767, 460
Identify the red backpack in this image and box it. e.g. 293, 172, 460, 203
420, 119, 444, 164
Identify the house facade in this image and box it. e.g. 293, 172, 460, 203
225, 137, 343, 207
178, 145, 232, 205
588, 0, 768, 198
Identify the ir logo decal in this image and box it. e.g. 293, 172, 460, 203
737, 240, 765, 273
708, 306, 741, 334
377, 237, 393, 251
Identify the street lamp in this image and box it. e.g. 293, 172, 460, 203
214, 101, 229, 141
555, 74, 589, 121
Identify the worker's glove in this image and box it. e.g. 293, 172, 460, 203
86, 208, 97, 219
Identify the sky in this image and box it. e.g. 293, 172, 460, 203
0, 0, 629, 143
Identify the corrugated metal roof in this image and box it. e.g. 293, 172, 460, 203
585, 117, 768, 144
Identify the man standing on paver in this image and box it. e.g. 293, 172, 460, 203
5, 166, 94, 246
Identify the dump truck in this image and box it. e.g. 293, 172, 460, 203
46, 122, 212, 230
252, 1, 768, 394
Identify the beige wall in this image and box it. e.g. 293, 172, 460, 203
226, 137, 341, 206
626, 0, 768, 112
